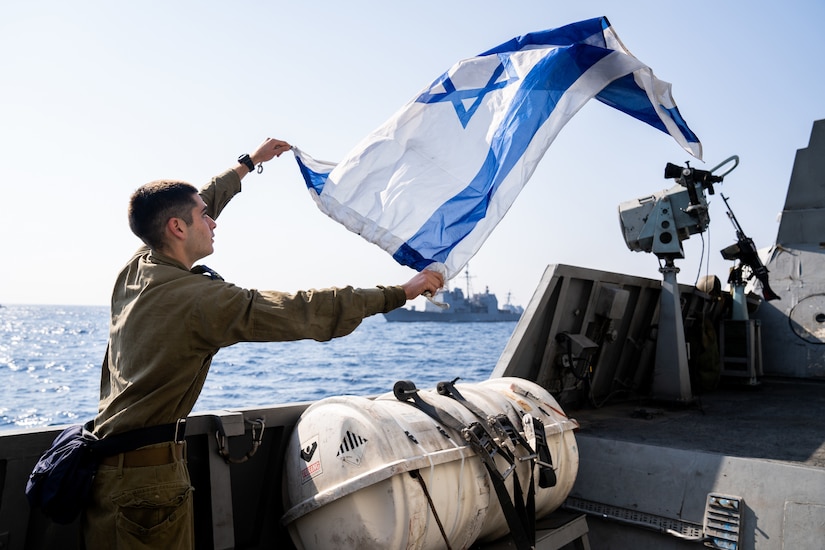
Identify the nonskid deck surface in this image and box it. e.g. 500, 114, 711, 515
567, 377, 825, 467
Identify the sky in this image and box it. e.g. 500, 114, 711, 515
1, 1, 823, 307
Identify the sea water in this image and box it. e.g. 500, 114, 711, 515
0, 304, 516, 431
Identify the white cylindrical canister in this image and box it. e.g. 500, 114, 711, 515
281, 377, 578, 549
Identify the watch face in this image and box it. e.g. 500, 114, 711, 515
238, 154, 254, 169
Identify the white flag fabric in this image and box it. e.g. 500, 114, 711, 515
294, 16, 701, 279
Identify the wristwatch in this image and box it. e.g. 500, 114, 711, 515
238, 154, 255, 172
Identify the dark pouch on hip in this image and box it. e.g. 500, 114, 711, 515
25, 421, 99, 524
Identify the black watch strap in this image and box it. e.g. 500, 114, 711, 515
238, 154, 255, 172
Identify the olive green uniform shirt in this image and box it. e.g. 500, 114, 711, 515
94, 169, 406, 438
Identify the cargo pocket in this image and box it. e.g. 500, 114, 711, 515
113, 480, 194, 547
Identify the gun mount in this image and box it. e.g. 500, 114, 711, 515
617, 156, 738, 402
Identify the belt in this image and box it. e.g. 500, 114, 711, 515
100, 442, 185, 467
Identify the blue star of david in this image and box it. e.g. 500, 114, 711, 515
415, 56, 519, 128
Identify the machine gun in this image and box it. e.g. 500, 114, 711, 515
719, 193, 780, 301
663, 161, 724, 196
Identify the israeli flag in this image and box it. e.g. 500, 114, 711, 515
294, 16, 701, 279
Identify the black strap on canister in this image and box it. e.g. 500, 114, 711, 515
393, 380, 467, 434
393, 380, 535, 549
437, 379, 537, 548
462, 422, 534, 549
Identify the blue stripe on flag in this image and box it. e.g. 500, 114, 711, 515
595, 75, 700, 144
296, 155, 329, 195
663, 105, 699, 145
480, 17, 610, 55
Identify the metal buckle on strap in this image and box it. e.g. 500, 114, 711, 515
489, 414, 537, 462
463, 422, 515, 481
174, 418, 187, 443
